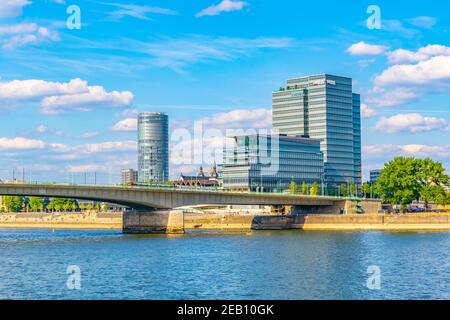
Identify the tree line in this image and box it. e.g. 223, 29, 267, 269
1, 197, 109, 213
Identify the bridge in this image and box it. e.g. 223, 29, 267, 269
0, 183, 346, 210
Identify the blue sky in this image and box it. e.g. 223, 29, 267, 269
0, 0, 449, 183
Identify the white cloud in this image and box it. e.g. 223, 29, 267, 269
196, 0, 248, 18
0, 78, 134, 114
140, 35, 294, 73
363, 144, 450, 159
81, 132, 98, 139
361, 104, 376, 118
407, 16, 437, 29
0, 0, 31, 18
0, 137, 45, 150
41, 86, 133, 115
374, 113, 449, 133
67, 164, 108, 173
0, 23, 59, 50
103, 3, 178, 21
200, 108, 272, 130
387, 44, 450, 64
375, 55, 450, 87
382, 20, 420, 38
367, 87, 420, 108
346, 41, 389, 56
111, 118, 137, 131
0, 78, 87, 100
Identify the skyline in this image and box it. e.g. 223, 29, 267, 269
1, 0, 450, 183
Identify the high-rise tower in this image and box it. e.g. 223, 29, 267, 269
138, 112, 169, 183
272, 74, 361, 188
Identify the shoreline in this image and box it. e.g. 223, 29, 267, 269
1, 212, 450, 232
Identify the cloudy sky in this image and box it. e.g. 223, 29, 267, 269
0, 0, 449, 183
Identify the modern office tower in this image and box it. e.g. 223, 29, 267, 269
370, 169, 382, 184
121, 169, 138, 185
138, 112, 169, 183
272, 74, 362, 189
222, 134, 324, 192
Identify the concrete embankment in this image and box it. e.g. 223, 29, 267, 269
185, 212, 450, 231
2, 211, 450, 233
0, 211, 123, 230
252, 213, 450, 231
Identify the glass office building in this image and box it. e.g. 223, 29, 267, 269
370, 169, 382, 184
138, 112, 169, 183
222, 134, 324, 192
272, 74, 362, 189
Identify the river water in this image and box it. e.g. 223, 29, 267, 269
0, 229, 449, 300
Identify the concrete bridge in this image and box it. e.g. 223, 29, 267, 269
0, 183, 344, 210
0, 183, 362, 234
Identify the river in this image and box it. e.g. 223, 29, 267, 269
0, 229, 449, 300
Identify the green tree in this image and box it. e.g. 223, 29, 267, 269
378, 157, 450, 210
339, 183, 348, 197
310, 182, 319, 196
3, 196, 24, 212
361, 183, 371, 198
46, 202, 54, 211
48, 198, 77, 213
288, 181, 298, 194
79, 203, 85, 211
349, 183, 356, 197
102, 203, 109, 212
435, 191, 450, 207
28, 197, 44, 212
95, 203, 101, 211
378, 157, 421, 210
301, 182, 309, 195
87, 203, 93, 211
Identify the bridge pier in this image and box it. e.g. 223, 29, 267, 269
122, 210, 185, 234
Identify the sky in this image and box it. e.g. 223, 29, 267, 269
0, 0, 449, 184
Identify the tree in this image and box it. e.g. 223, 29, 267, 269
87, 203, 93, 211
349, 183, 356, 197
102, 203, 109, 212
339, 183, 348, 197
435, 191, 450, 207
95, 203, 101, 211
310, 182, 319, 196
48, 198, 77, 213
301, 182, 309, 195
288, 181, 298, 194
378, 157, 450, 210
79, 203, 85, 211
28, 197, 44, 212
378, 157, 421, 210
3, 196, 24, 212
361, 183, 371, 198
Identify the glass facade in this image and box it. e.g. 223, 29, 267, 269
138, 112, 169, 182
222, 134, 324, 192
370, 169, 381, 184
272, 74, 362, 188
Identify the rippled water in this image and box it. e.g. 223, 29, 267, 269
0, 228, 449, 300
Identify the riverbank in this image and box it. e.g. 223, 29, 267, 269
185, 212, 450, 231
0, 211, 122, 230
1, 211, 450, 232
